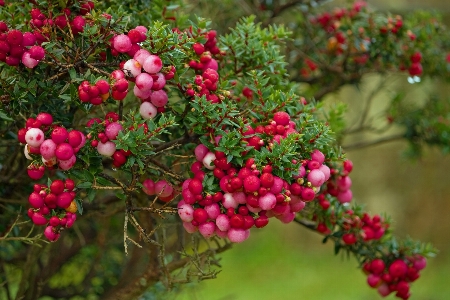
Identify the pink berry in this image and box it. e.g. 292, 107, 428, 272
32, 212, 48, 226
55, 143, 74, 161
133, 85, 152, 99
36, 112, 53, 125
51, 127, 68, 144
413, 255, 427, 271
178, 204, 195, 222
135, 72, 154, 91
183, 221, 198, 233
194, 144, 209, 161
308, 169, 326, 187
56, 192, 72, 208
188, 178, 203, 195
258, 193, 276, 210
199, 222, 216, 238
227, 228, 250, 243
150, 90, 168, 107
150, 73, 166, 90
27, 165, 45, 180
50, 179, 65, 194
28, 192, 44, 208
367, 274, 381, 288
301, 187, 315, 201
389, 260, 408, 278
243, 175, 260, 193
139, 102, 158, 119
204, 203, 220, 219
44, 226, 60, 241
273, 111, 290, 126
58, 155, 76, 170
154, 180, 173, 197
28, 45, 45, 60
133, 49, 151, 65
193, 208, 208, 224
337, 190, 352, 203
105, 122, 123, 140
113, 34, 132, 53
97, 141, 116, 156
222, 193, 238, 209
7, 29, 23, 45
143, 55, 163, 74
67, 130, 82, 148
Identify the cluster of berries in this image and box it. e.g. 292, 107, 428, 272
86, 112, 130, 167
325, 159, 354, 204
78, 79, 111, 105
339, 211, 389, 244
188, 30, 221, 71
27, 179, 78, 242
0, 22, 45, 67
18, 113, 86, 178
177, 111, 333, 243
364, 256, 427, 299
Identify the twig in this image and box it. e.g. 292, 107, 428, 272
342, 133, 405, 150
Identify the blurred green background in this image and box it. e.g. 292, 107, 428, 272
169, 1, 450, 299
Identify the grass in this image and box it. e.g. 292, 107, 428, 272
171, 221, 450, 300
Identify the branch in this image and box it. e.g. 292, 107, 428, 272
342, 133, 405, 150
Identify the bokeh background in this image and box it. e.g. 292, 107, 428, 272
170, 1, 450, 299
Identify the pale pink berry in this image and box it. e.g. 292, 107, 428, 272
183, 221, 198, 233
150, 73, 166, 90
22, 51, 39, 68
319, 165, 331, 181
215, 228, 228, 239
199, 222, 216, 238
222, 193, 238, 209
25, 128, 45, 147
202, 152, 216, 170
150, 90, 168, 107
276, 212, 296, 223
97, 141, 116, 156
227, 228, 250, 243
113, 34, 132, 53
308, 169, 326, 187
143, 55, 162, 74
233, 192, 247, 204
267, 177, 282, 195
338, 176, 352, 191
178, 204, 194, 222
139, 102, 157, 119
215, 214, 230, 231
123, 59, 142, 77
202, 59, 218, 71
133, 85, 152, 99
133, 49, 151, 65
59, 155, 76, 170
205, 203, 220, 219
258, 193, 276, 210
311, 149, 325, 164
105, 122, 123, 140
135, 72, 154, 91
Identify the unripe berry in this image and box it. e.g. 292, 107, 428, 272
202, 152, 216, 170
